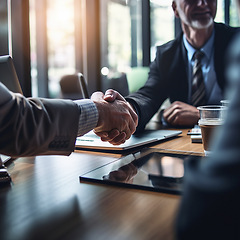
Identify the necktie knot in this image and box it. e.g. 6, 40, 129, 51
194, 50, 204, 62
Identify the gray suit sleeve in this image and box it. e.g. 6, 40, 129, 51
0, 83, 79, 157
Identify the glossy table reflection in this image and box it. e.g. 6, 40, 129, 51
80, 149, 198, 195
0, 129, 204, 240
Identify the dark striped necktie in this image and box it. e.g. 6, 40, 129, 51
191, 50, 206, 107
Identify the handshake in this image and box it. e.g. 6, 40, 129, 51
91, 89, 138, 145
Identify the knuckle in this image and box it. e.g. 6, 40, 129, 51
174, 109, 181, 114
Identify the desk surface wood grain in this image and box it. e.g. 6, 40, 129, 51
0, 128, 203, 240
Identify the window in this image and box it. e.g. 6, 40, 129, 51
229, 0, 240, 26
47, 0, 75, 97
215, 0, 225, 23
100, 0, 142, 75
150, 0, 174, 61
100, 0, 143, 93
30, 0, 75, 97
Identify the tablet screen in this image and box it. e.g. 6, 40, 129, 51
80, 148, 201, 195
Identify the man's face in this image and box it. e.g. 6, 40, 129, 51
173, 0, 217, 29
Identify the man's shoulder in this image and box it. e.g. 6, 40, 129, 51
156, 34, 183, 56
214, 22, 240, 36
214, 22, 240, 52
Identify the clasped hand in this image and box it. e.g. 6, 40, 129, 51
91, 89, 138, 145
163, 101, 200, 126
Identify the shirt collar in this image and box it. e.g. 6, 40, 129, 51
183, 29, 215, 62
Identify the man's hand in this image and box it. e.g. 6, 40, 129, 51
91, 90, 138, 145
163, 101, 200, 126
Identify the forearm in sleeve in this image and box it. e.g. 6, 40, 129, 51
0, 90, 80, 157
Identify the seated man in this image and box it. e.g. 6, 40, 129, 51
124, 0, 239, 132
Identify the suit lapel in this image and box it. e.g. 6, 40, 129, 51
214, 23, 225, 90
167, 36, 189, 103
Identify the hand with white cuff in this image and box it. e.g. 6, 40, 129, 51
91, 89, 138, 145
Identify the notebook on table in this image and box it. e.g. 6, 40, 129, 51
75, 129, 182, 152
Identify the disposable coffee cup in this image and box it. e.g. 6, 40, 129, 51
197, 105, 227, 156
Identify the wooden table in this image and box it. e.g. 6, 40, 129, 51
0, 129, 204, 240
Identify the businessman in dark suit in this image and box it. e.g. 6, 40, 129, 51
122, 0, 239, 132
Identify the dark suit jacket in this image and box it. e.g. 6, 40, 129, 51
0, 83, 79, 157
126, 23, 239, 132
176, 33, 240, 239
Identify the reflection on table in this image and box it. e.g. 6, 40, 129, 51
81, 149, 191, 195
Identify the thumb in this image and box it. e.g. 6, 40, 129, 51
104, 89, 125, 102
91, 91, 104, 101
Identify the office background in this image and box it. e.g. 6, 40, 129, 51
0, 0, 239, 98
